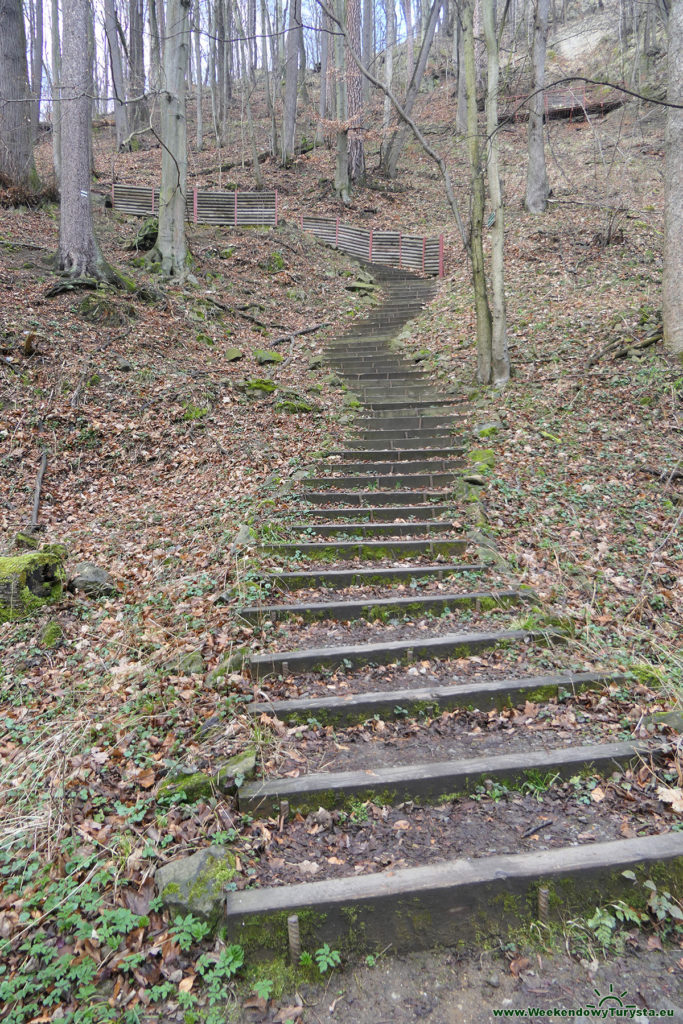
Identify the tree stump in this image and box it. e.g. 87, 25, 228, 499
0, 551, 66, 622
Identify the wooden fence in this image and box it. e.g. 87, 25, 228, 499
500, 84, 623, 124
301, 215, 445, 277
110, 184, 279, 226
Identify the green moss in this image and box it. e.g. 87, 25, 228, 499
0, 551, 66, 622
41, 620, 63, 648
275, 398, 315, 414
468, 448, 495, 468
254, 349, 284, 365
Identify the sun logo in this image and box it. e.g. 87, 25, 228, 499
585, 983, 637, 1011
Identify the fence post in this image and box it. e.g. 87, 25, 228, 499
275, 191, 278, 227
151, 188, 155, 215
368, 228, 373, 262
300, 212, 304, 230
422, 236, 426, 274
439, 235, 444, 278
111, 181, 115, 206
193, 187, 198, 224
335, 217, 339, 246
234, 190, 238, 227
398, 233, 402, 269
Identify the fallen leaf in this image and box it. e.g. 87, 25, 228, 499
178, 975, 195, 993
647, 935, 664, 951
590, 786, 605, 803
510, 956, 531, 977
657, 786, 683, 813
392, 820, 410, 830
298, 860, 319, 875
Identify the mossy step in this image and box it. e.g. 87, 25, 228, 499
304, 472, 460, 489
344, 371, 429, 380
262, 538, 467, 560
344, 436, 457, 450
239, 740, 658, 816
335, 448, 465, 461
257, 560, 481, 590
297, 505, 455, 521
248, 671, 622, 727
301, 490, 452, 506
331, 460, 465, 474
224, 834, 683, 954
284, 520, 457, 537
355, 416, 464, 430
239, 588, 524, 625
249, 627, 535, 678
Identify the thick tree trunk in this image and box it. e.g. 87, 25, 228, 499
194, 1, 203, 148
463, 0, 492, 383
362, 0, 373, 103
57, 0, 115, 280
282, 0, 300, 161
347, 0, 365, 182
50, 0, 61, 181
317, 5, 330, 141
401, 0, 415, 78
0, 0, 39, 188
333, 0, 350, 202
148, 0, 162, 91
104, 0, 129, 150
155, 0, 191, 277
262, 0, 279, 154
483, 0, 509, 384
383, 0, 396, 130
524, 0, 550, 212
664, 0, 683, 358
381, 0, 442, 177
128, 0, 149, 132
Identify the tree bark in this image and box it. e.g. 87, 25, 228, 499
32, 0, 44, 140
128, 0, 149, 131
317, 4, 330, 141
282, 0, 300, 161
381, 0, 442, 177
194, 0, 203, 148
148, 0, 163, 92
347, 0, 365, 182
333, 0, 350, 202
0, 0, 39, 188
483, 0, 509, 383
57, 0, 115, 281
401, 0, 415, 78
104, 0, 129, 150
383, 0, 396, 130
663, 0, 683, 358
50, 0, 61, 182
362, 0, 373, 103
456, 14, 467, 132
524, 0, 550, 212
463, 0, 492, 383
154, 0, 191, 277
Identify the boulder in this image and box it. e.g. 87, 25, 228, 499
155, 846, 237, 924
70, 563, 118, 599
169, 650, 205, 676
0, 551, 66, 622
254, 349, 284, 365
225, 347, 244, 362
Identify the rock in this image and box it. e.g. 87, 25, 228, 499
42, 543, 69, 559
463, 474, 486, 486
70, 563, 118, 599
231, 523, 255, 550
308, 356, 324, 370
275, 395, 316, 414
485, 972, 500, 989
215, 748, 257, 789
14, 531, 39, 550
225, 347, 244, 362
476, 419, 503, 438
208, 645, 250, 683
646, 711, 683, 733
254, 349, 284, 365
468, 448, 495, 469
41, 619, 63, 648
0, 551, 66, 622
239, 378, 277, 397
155, 846, 237, 925
307, 807, 333, 830
172, 650, 206, 676
411, 349, 432, 363
158, 763, 213, 802
115, 355, 133, 371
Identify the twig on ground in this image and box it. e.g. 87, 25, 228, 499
271, 323, 330, 346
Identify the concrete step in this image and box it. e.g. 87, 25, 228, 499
259, 563, 487, 590
249, 627, 535, 678
355, 415, 463, 430
304, 471, 460, 488
321, 459, 465, 474
262, 538, 467, 560
249, 671, 622, 726
239, 740, 656, 815
302, 489, 451, 505
344, 436, 457, 450
334, 448, 465, 461
297, 505, 455, 521
283, 520, 458, 537
239, 588, 524, 625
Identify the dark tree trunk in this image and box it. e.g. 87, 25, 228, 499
0, 0, 39, 188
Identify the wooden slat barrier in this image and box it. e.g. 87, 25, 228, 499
110, 184, 279, 227
301, 214, 444, 277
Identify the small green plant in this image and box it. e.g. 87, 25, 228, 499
169, 914, 212, 951
299, 951, 314, 968
314, 944, 341, 973
253, 977, 274, 1000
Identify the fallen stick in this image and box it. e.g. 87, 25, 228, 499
32, 452, 48, 529
271, 323, 331, 346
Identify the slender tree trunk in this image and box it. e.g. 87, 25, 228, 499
128, 0, 149, 131
383, 0, 395, 129
664, 0, 683, 358
234, 0, 263, 185
104, 0, 129, 149
347, 0, 365, 181
148, 0, 162, 91
0, 0, 39, 188
154, 0, 191, 277
401, 0, 415, 78
362, 0, 373, 103
194, 0, 203, 148
381, 0, 442, 177
317, 4, 330, 141
333, 0, 350, 202
32, 0, 44, 139
51, 0, 61, 181
483, 0, 509, 383
524, 0, 550, 211
262, 0, 279, 153
57, 0, 115, 280
282, 0, 300, 160
463, 0, 492, 383
456, 14, 467, 131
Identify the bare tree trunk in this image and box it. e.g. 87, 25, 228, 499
154, 0, 190, 277
463, 0, 492, 383
524, 0, 549, 211
362, 0, 373, 103
317, 4, 330, 140
401, 0, 415, 78
456, 14, 467, 131
128, 0, 149, 131
104, 0, 129, 149
262, 0, 279, 153
51, 0, 61, 181
194, 0, 203, 148
32, 0, 44, 139
347, 0, 365, 181
333, 0, 350, 202
383, 0, 395, 129
381, 0, 442, 177
234, 0, 263, 185
0, 0, 39, 188
282, 0, 300, 160
148, 0, 162, 91
57, 0, 115, 280
483, 0, 509, 383
664, 0, 683, 359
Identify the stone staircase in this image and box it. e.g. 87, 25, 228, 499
224, 263, 682, 956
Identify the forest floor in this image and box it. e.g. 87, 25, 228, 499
1, 26, 682, 1024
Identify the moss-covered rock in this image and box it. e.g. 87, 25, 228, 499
468, 448, 495, 469
41, 619, 63, 648
239, 378, 277, 397
225, 347, 244, 362
208, 645, 250, 683
14, 531, 39, 550
166, 650, 206, 676
0, 551, 66, 622
254, 349, 284, 365
155, 846, 238, 925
